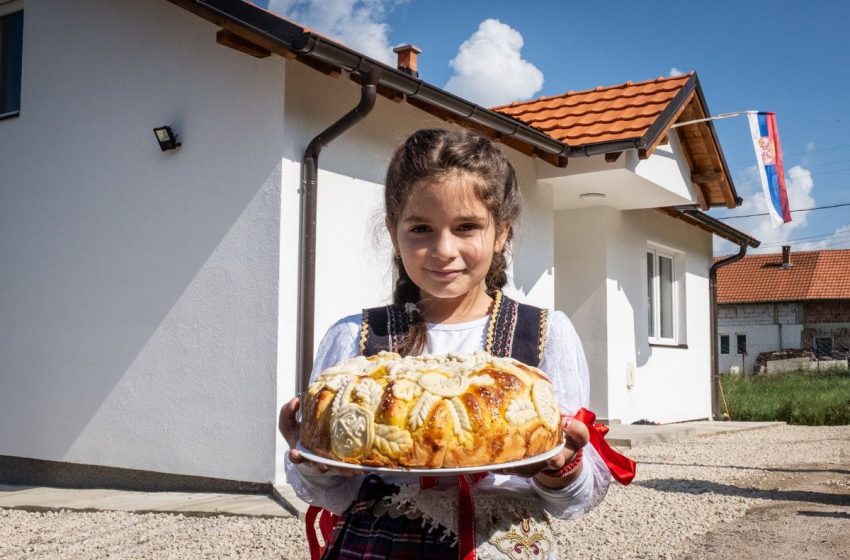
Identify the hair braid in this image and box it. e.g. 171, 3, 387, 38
392, 257, 428, 356
385, 128, 522, 356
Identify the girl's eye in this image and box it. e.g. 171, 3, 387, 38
409, 225, 431, 233
457, 223, 480, 232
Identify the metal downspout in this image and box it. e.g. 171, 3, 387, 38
296, 68, 381, 394
709, 243, 749, 420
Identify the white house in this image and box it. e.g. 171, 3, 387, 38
0, 0, 756, 490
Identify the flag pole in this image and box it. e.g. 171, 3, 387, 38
670, 110, 759, 128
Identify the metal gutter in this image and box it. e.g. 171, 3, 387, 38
709, 245, 749, 420
678, 208, 760, 248
296, 68, 380, 394
685, 208, 760, 420
168, 0, 572, 161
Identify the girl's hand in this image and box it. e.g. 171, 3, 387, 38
496, 413, 590, 482
279, 397, 358, 476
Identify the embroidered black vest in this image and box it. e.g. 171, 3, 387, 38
358, 291, 549, 367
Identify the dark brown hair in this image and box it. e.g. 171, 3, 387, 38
385, 128, 522, 355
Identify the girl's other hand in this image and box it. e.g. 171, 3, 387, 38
279, 397, 357, 476
497, 413, 590, 481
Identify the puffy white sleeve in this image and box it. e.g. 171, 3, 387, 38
284, 314, 367, 515
530, 310, 611, 519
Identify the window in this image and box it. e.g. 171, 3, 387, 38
647, 247, 677, 343
814, 336, 833, 357
736, 334, 747, 355
720, 335, 730, 355
0, 3, 23, 119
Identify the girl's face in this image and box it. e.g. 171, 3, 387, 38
389, 175, 509, 306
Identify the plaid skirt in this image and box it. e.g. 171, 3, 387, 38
320, 475, 457, 560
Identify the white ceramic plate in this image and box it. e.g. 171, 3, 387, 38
295, 439, 565, 476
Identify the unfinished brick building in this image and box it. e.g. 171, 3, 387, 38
715, 247, 850, 373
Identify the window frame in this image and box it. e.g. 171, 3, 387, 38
646, 246, 678, 345
0, 1, 24, 120
719, 334, 730, 355
814, 336, 833, 357
736, 334, 747, 355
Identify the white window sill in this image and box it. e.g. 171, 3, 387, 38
649, 341, 689, 349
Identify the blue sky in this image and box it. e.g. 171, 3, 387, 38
257, 0, 850, 255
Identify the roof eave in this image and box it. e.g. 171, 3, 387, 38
166, 0, 573, 167
637, 74, 698, 158
660, 206, 760, 248
691, 75, 741, 207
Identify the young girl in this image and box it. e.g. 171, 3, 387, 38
280, 128, 617, 559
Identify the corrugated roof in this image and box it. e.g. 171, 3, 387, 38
493, 74, 693, 147
716, 249, 850, 303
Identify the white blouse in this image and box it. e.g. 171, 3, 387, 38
285, 309, 611, 519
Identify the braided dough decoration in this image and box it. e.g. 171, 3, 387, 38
299, 351, 563, 469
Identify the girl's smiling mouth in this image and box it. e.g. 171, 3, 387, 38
426, 268, 464, 279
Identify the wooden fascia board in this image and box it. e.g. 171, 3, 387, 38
637, 76, 697, 159
674, 103, 711, 210
690, 77, 738, 208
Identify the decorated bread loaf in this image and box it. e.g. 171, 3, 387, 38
299, 351, 562, 468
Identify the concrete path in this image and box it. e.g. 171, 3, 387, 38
605, 420, 785, 448
0, 420, 785, 520
0, 485, 291, 518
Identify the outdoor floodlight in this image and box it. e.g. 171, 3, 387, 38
153, 126, 181, 151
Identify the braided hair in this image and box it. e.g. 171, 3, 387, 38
384, 129, 521, 355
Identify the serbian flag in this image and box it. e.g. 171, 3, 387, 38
748, 112, 791, 227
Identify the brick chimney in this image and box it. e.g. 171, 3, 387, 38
782, 245, 792, 269
393, 44, 422, 77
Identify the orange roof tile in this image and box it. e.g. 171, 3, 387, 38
716, 249, 850, 304
492, 74, 694, 147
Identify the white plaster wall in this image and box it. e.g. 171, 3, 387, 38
553, 207, 609, 417
508, 158, 554, 309
0, 0, 285, 482
605, 210, 713, 423
632, 132, 699, 202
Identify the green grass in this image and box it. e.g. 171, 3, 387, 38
720, 367, 850, 425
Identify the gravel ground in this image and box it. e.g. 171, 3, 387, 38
2, 424, 848, 559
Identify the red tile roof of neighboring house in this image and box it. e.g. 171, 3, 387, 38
493, 74, 693, 148
716, 249, 850, 304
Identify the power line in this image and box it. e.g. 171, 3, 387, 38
726, 142, 850, 167
713, 231, 850, 255
757, 232, 850, 249
713, 202, 850, 220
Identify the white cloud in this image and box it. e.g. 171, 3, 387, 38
796, 224, 850, 252
267, 0, 400, 64
444, 19, 544, 108
669, 67, 685, 77
714, 164, 816, 255
801, 141, 816, 167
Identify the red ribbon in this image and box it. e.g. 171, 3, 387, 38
419, 473, 487, 560
306, 505, 340, 560
573, 407, 636, 485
